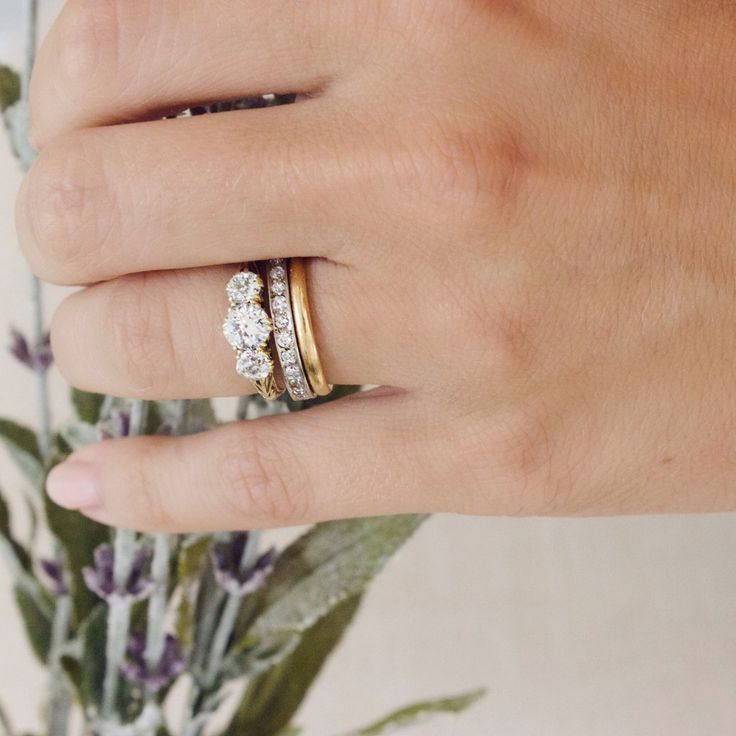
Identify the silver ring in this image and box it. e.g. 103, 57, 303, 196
267, 259, 316, 401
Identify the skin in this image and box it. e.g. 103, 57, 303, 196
14, 0, 736, 532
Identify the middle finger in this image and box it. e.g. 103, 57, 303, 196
16, 100, 367, 286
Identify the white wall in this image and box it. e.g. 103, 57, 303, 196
1, 5, 736, 735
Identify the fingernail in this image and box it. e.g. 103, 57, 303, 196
47, 460, 100, 510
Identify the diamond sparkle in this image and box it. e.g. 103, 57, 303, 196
276, 332, 293, 349
270, 265, 286, 281
271, 296, 288, 314
227, 271, 261, 305
236, 349, 272, 380
223, 303, 271, 350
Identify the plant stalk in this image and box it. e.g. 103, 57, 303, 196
143, 401, 189, 692
19, 2, 72, 732
202, 531, 261, 688
100, 400, 148, 723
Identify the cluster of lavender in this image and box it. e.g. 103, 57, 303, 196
0, 14, 483, 733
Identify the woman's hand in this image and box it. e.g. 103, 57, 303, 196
15, 0, 736, 531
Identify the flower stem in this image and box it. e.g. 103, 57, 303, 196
202, 531, 261, 689
143, 533, 170, 674
47, 594, 72, 736
101, 401, 149, 723
20, 3, 71, 732
144, 401, 189, 681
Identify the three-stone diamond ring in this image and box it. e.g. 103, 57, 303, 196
222, 259, 332, 401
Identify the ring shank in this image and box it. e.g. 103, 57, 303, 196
289, 258, 332, 397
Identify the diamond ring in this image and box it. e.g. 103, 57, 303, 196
266, 259, 316, 400
222, 265, 283, 399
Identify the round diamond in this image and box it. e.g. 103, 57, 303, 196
236, 349, 271, 380
281, 349, 296, 365
276, 332, 293, 349
284, 364, 301, 380
227, 271, 261, 305
274, 314, 290, 330
271, 280, 286, 296
271, 295, 288, 314
270, 265, 286, 281
223, 304, 271, 350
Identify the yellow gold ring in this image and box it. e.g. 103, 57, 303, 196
289, 258, 332, 397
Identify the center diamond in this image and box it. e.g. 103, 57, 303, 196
223, 304, 272, 350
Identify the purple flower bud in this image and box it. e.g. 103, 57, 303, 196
121, 632, 185, 694
9, 328, 33, 368
83, 544, 154, 602
98, 409, 132, 440
9, 328, 52, 374
211, 533, 277, 597
40, 558, 69, 597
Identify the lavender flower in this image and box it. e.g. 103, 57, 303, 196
99, 409, 131, 440
211, 533, 277, 597
40, 558, 69, 597
83, 544, 154, 602
9, 327, 52, 373
121, 632, 185, 694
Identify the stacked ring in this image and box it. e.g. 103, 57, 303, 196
266, 259, 317, 401
289, 258, 333, 397
222, 264, 284, 400
223, 258, 333, 401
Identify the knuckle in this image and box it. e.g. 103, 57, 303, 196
407, 118, 538, 226
463, 404, 584, 515
217, 429, 310, 525
105, 275, 177, 397
433, 274, 546, 391
20, 135, 115, 283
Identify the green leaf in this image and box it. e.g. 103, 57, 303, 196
44, 484, 109, 622
0, 489, 32, 571
340, 689, 487, 736
0, 418, 43, 490
14, 585, 52, 663
174, 534, 212, 651
256, 515, 427, 636
225, 595, 362, 736
0, 698, 14, 736
70, 388, 106, 425
0, 66, 20, 113
61, 604, 107, 712
228, 516, 427, 674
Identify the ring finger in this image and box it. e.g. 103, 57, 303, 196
50, 259, 404, 398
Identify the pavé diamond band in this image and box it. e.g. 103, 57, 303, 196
266, 258, 316, 401
222, 264, 284, 400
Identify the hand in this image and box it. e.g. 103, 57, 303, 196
16, 0, 736, 531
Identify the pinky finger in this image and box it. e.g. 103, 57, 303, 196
46, 389, 429, 532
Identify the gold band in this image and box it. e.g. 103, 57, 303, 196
289, 258, 332, 397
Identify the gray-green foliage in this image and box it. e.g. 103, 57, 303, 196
0, 390, 483, 734
0, 66, 20, 113
1, 47, 485, 735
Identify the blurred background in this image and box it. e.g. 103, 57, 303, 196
2, 3, 736, 734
